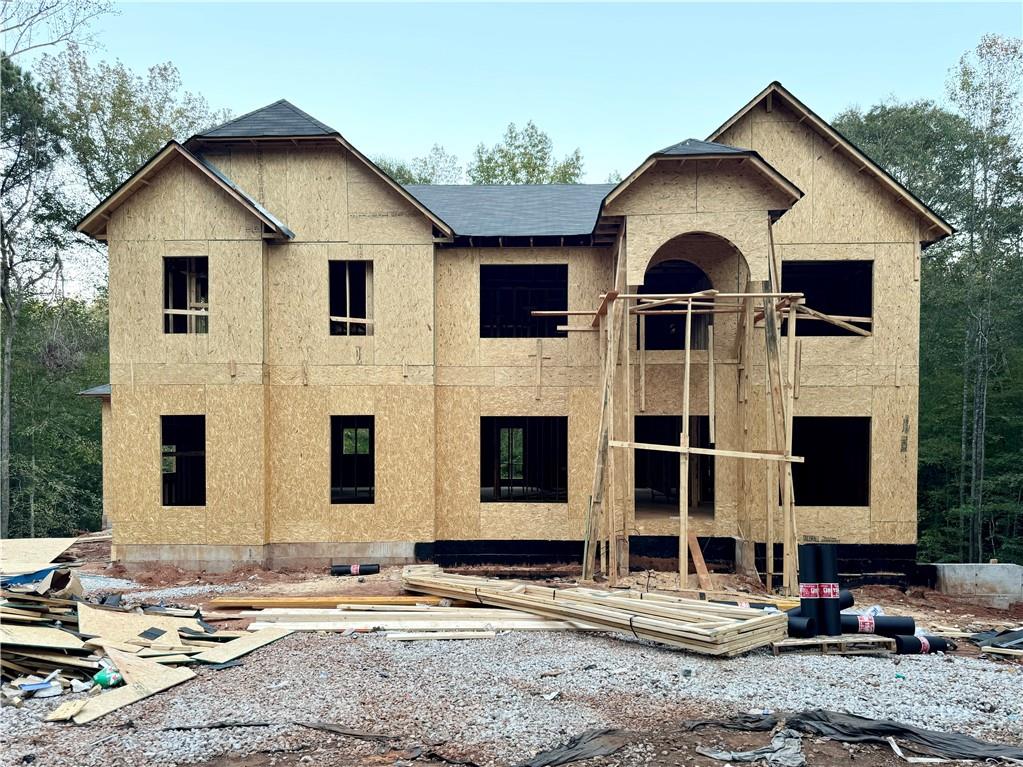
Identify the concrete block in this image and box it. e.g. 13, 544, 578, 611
935, 563, 1023, 609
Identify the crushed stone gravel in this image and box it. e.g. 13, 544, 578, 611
2, 631, 1021, 767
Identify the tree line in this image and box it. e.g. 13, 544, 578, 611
0, 3, 1018, 564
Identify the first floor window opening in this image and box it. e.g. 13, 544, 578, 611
164, 257, 208, 334
331, 415, 375, 503
781, 260, 873, 336
329, 260, 373, 336
792, 416, 870, 505
480, 416, 567, 502
161, 415, 206, 506
480, 264, 568, 338
634, 415, 714, 518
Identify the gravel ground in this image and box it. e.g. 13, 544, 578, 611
78, 573, 237, 603
2, 631, 1021, 767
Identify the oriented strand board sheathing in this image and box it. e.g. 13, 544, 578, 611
76, 603, 203, 643
0, 537, 77, 574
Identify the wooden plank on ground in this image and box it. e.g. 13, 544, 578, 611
208, 595, 452, 609
386, 631, 496, 641
192, 627, 293, 664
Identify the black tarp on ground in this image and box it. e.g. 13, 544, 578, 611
513, 729, 632, 767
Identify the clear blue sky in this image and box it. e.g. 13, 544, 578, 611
88, 2, 1021, 182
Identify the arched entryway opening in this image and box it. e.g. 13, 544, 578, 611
632, 232, 748, 525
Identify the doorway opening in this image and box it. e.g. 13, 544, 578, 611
634, 415, 714, 522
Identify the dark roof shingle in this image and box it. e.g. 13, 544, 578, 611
403, 184, 615, 238
656, 138, 749, 156
200, 99, 336, 138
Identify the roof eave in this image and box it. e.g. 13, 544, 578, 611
708, 81, 955, 245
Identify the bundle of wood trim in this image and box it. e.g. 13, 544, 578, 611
401, 565, 787, 656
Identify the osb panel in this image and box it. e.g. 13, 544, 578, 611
110, 363, 263, 387
434, 387, 481, 539
725, 105, 922, 245
605, 162, 698, 215
801, 507, 872, 543
107, 157, 263, 243
435, 247, 608, 371
869, 386, 917, 528
266, 385, 434, 543
265, 243, 434, 368
873, 243, 920, 367
100, 401, 112, 525
108, 239, 264, 368
696, 162, 793, 214
106, 384, 265, 547
793, 387, 872, 416
347, 157, 433, 245
777, 243, 875, 262
479, 504, 576, 540
220, 144, 350, 242
624, 212, 770, 286
479, 386, 569, 415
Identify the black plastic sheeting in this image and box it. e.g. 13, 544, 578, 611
513, 729, 633, 767
970, 628, 1023, 649
893, 634, 950, 654
686, 710, 1023, 761
839, 614, 915, 637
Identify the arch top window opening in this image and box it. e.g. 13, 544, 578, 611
637, 260, 713, 350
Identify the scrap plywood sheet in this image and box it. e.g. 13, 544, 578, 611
0, 624, 85, 651
0, 537, 78, 575
73, 650, 195, 724
193, 627, 292, 664
77, 603, 203, 643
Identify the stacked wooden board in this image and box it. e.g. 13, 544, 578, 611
400, 565, 787, 656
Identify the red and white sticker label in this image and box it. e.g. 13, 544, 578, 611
919, 636, 931, 653
737, 601, 751, 609
819, 583, 840, 599
350, 564, 360, 575
799, 583, 820, 599
857, 615, 875, 633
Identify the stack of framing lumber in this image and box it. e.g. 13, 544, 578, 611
401, 565, 787, 656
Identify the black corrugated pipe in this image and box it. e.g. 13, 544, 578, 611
894, 635, 949, 654
818, 544, 841, 636
840, 614, 915, 637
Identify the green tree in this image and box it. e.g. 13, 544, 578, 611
38, 43, 230, 205
8, 296, 107, 537
468, 121, 583, 184
1, 53, 74, 537
835, 34, 1023, 564
375, 144, 461, 185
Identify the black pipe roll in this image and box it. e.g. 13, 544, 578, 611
787, 615, 817, 638
818, 544, 841, 636
894, 635, 949, 654
840, 614, 916, 637
330, 563, 380, 576
797, 544, 821, 628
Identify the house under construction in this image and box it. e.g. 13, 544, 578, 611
78, 82, 953, 586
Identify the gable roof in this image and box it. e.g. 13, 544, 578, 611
199, 99, 336, 138
76, 141, 294, 241
602, 138, 803, 211
405, 184, 615, 238
708, 81, 954, 244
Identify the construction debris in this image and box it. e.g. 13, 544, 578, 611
0, 537, 80, 576
401, 565, 787, 655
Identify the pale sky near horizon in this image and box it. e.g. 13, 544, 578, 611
65, 2, 1023, 183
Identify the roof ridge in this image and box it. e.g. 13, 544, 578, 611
276, 99, 337, 134
200, 98, 290, 136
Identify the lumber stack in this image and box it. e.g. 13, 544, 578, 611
401, 565, 787, 656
